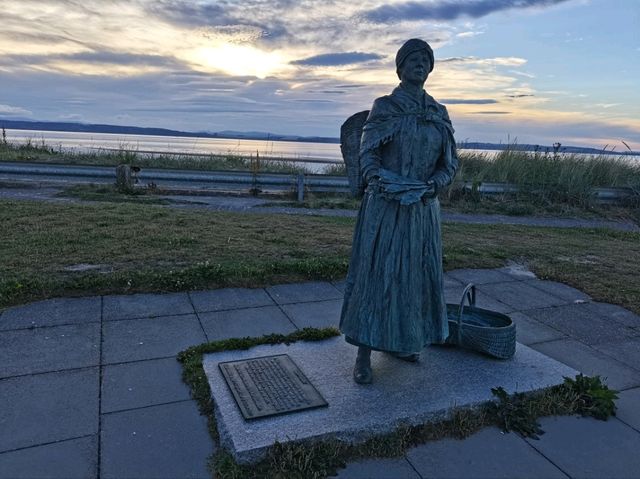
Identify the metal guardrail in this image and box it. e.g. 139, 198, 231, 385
0, 162, 349, 199
0, 161, 636, 203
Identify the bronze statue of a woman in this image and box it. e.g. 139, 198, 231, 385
339, 39, 459, 383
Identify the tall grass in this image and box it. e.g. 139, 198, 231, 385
455, 147, 640, 207
0, 138, 313, 174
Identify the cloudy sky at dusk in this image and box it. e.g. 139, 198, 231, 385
1, 0, 638, 149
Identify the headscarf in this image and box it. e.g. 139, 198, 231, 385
395, 38, 434, 79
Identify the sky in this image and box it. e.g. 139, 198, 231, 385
1, 0, 639, 149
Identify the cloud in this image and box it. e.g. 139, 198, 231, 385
334, 84, 367, 88
471, 111, 512, 114
0, 103, 32, 116
145, 1, 236, 28
440, 99, 499, 104
67, 51, 182, 67
456, 31, 484, 38
3, 50, 184, 68
291, 52, 384, 66
145, 0, 292, 42
440, 56, 527, 66
363, 0, 571, 24
507, 94, 535, 98
509, 70, 536, 78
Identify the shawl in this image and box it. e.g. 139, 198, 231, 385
360, 85, 455, 153
360, 85, 457, 205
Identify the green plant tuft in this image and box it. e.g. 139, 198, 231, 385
563, 374, 618, 420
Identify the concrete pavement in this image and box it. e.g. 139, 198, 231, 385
1, 269, 639, 478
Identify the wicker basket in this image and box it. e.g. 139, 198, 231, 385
445, 284, 516, 359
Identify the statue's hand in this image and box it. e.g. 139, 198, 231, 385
422, 180, 437, 200
366, 174, 380, 191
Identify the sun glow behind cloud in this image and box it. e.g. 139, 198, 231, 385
185, 45, 289, 79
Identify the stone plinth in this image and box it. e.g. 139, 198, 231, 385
203, 337, 577, 464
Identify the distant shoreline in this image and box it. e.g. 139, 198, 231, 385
1, 118, 638, 157
0, 119, 339, 145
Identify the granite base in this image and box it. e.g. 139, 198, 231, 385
203, 337, 576, 464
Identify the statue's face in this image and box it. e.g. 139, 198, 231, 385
399, 50, 431, 84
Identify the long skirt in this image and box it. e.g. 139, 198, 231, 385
339, 191, 449, 354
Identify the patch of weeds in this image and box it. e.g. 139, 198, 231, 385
488, 387, 544, 439
178, 330, 618, 479
487, 374, 617, 440
563, 374, 618, 420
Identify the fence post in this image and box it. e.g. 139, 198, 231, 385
297, 173, 305, 202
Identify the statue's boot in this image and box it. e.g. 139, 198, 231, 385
353, 347, 372, 384
390, 352, 420, 362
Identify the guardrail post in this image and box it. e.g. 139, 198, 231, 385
115, 164, 133, 193
297, 174, 305, 202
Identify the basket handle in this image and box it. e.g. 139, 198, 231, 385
456, 284, 476, 343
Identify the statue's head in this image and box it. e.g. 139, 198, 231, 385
395, 38, 434, 81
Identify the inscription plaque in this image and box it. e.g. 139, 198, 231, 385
218, 354, 328, 420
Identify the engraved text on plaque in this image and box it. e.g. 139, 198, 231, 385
218, 354, 327, 420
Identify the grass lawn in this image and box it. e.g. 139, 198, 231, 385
1, 199, 638, 314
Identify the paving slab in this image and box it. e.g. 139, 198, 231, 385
443, 274, 464, 288
480, 281, 569, 311
405, 426, 567, 479
102, 314, 206, 364
0, 368, 99, 452
0, 436, 97, 479
471, 291, 516, 314
0, 296, 101, 331
103, 292, 194, 321
100, 400, 214, 479
0, 323, 99, 379
101, 357, 192, 414
189, 287, 274, 313
509, 312, 566, 345
266, 281, 343, 304
281, 299, 343, 329
525, 303, 637, 345
526, 416, 640, 478
593, 338, 640, 372
203, 336, 576, 464
524, 280, 592, 303
199, 305, 296, 341
616, 387, 640, 431
331, 280, 347, 293
331, 457, 420, 478
530, 339, 640, 391
587, 302, 640, 329
447, 268, 515, 285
